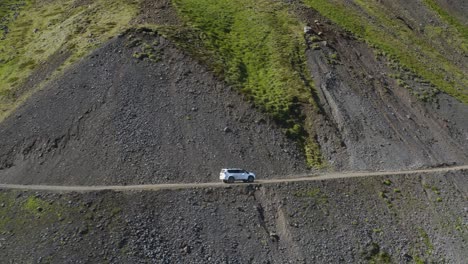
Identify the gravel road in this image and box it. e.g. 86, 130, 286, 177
1, 165, 466, 192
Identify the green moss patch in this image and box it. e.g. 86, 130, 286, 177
0, 190, 125, 243
0, 192, 62, 234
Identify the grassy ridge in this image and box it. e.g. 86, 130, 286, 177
303, 0, 468, 103
171, 0, 324, 167
0, 0, 139, 119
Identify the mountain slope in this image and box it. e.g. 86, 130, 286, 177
0, 0, 467, 182
1, 170, 467, 263
0, 0, 138, 118
293, 2, 468, 170
0, 0, 467, 263
0, 30, 308, 185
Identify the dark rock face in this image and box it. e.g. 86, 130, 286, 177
0, 31, 308, 185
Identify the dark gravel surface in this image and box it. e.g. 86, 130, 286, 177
0, 170, 466, 263
0, 30, 308, 185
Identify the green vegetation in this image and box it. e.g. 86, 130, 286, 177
454, 217, 466, 233
378, 190, 393, 208
0, 193, 14, 231
382, 179, 392, 186
378, 191, 386, 199
294, 187, 328, 203
304, 139, 324, 168
0, 0, 24, 19
422, 0, 468, 42
131, 36, 162, 62
417, 227, 434, 255
362, 242, 392, 264
411, 225, 446, 263
22, 196, 53, 216
0, 191, 125, 241
173, 0, 310, 120
389, 68, 439, 103
369, 251, 391, 264
303, 0, 468, 103
171, 0, 323, 167
0, 0, 25, 29
311, 43, 321, 50
422, 183, 444, 202
327, 52, 339, 65
0, 192, 62, 233
0, 0, 139, 120
414, 256, 425, 264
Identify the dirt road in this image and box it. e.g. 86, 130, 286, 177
0, 165, 466, 192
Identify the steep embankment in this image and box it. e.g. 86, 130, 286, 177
1, 170, 467, 263
0, 30, 308, 185
293, 0, 468, 170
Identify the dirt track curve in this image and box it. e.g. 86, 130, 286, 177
0, 165, 466, 192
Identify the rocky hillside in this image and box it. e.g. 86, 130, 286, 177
0, 0, 466, 184
300, 1, 468, 170
0, 0, 467, 262
0, 170, 467, 263
0, 30, 308, 185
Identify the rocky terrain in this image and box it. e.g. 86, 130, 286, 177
0, 0, 466, 185
0, 0, 466, 263
1, 169, 467, 263
0, 31, 308, 185
303, 13, 468, 170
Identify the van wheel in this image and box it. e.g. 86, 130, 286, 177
228, 176, 235, 183
248, 176, 254, 183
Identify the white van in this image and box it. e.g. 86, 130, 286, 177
220, 168, 256, 183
